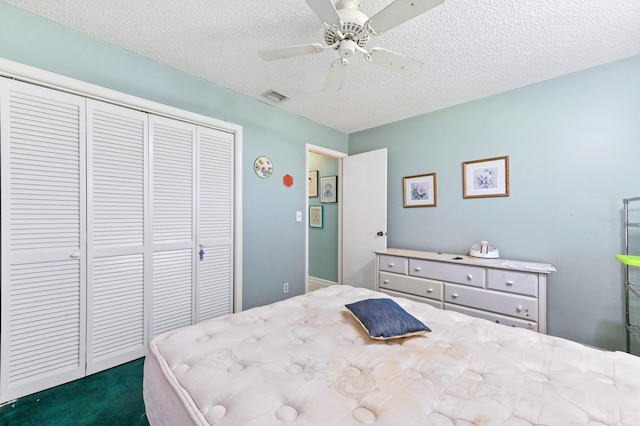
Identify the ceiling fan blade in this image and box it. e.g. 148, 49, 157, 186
323, 60, 348, 92
367, 48, 422, 76
366, 0, 444, 35
258, 43, 323, 61
305, 0, 342, 26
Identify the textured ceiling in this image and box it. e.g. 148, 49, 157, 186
5, 0, 640, 133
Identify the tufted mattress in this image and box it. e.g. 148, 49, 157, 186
143, 285, 640, 425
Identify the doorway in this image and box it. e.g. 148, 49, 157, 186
306, 145, 347, 292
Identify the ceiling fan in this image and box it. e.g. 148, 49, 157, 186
258, 0, 444, 92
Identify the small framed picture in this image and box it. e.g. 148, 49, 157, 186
309, 205, 323, 228
308, 170, 318, 197
403, 173, 437, 208
463, 156, 510, 199
320, 175, 337, 203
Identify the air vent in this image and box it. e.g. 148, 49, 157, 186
262, 90, 288, 103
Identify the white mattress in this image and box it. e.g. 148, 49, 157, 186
144, 285, 640, 425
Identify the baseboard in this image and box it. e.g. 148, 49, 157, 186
308, 276, 337, 289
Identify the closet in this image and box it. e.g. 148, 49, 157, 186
0, 77, 235, 402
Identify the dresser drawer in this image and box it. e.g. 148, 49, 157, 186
444, 304, 538, 331
378, 255, 408, 275
380, 288, 444, 310
409, 259, 485, 288
444, 283, 538, 321
488, 269, 538, 297
379, 271, 443, 301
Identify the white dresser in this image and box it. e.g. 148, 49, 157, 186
374, 249, 554, 333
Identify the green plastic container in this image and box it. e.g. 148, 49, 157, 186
616, 254, 640, 267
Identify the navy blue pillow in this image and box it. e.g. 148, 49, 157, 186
345, 298, 431, 340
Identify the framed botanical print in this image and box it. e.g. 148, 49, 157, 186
403, 173, 437, 208
463, 156, 510, 199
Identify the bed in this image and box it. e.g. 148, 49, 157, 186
143, 285, 640, 425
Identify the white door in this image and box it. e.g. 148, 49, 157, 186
0, 79, 87, 402
342, 149, 387, 290
195, 126, 234, 321
86, 100, 149, 374
149, 115, 197, 337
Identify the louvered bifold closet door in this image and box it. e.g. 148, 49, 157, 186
196, 127, 234, 321
149, 115, 196, 337
86, 100, 149, 375
0, 79, 86, 403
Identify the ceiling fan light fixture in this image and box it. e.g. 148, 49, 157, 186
262, 89, 289, 103
258, 0, 445, 92
338, 39, 358, 58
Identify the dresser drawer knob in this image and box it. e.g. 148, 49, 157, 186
467, 274, 473, 280
383, 279, 390, 284
427, 288, 433, 293
517, 305, 523, 312
415, 267, 421, 272
506, 280, 515, 286
451, 293, 459, 299
388, 263, 394, 267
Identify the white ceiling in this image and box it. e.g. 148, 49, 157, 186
6, 0, 640, 134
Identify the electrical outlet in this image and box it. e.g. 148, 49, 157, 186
283, 283, 289, 293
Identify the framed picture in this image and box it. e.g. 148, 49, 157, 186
463, 155, 510, 199
320, 175, 337, 203
308, 170, 318, 197
309, 205, 323, 228
403, 173, 437, 208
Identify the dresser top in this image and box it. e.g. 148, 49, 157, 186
375, 248, 555, 274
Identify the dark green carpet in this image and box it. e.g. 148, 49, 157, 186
0, 358, 149, 426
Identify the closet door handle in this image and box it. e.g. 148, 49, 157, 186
70, 253, 80, 259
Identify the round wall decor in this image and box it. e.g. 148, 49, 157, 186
254, 156, 273, 179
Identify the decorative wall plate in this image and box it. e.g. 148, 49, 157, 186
254, 156, 273, 179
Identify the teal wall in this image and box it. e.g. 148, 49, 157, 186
0, 3, 348, 309
308, 153, 339, 283
349, 54, 640, 351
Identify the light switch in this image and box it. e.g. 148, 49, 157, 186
296, 211, 302, 222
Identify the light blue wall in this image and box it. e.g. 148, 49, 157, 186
308, 153, 339, 283
349, 54, 640, 351
0, 3, 348, 309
